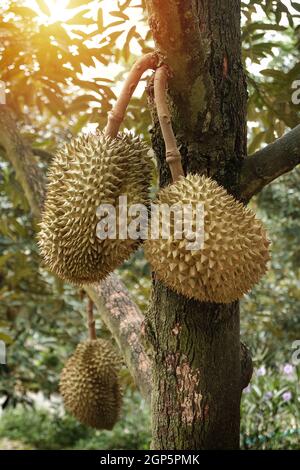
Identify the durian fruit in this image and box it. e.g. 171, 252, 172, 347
144, 174, 270, 304
60, 339, 122, 430
38, 131, 152, 285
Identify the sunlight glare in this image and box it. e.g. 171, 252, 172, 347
27, 0, 72, 24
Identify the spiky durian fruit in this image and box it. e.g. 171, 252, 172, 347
60, 339, 122, 430
38, 131, 152, 284
144, 174, 270, 303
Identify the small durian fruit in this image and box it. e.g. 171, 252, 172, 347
60, 339, 122, 430
38, 131, 152, 285
144, 174, 270, 304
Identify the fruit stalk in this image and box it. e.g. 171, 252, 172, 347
87, 298, 97, 340
154, 65, 184, 182
105, 52, 159, 138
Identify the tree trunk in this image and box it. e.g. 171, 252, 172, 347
145, 0, 247, 449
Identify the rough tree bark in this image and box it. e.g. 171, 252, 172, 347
145, 0, 247, 449
86, 275, 152, 399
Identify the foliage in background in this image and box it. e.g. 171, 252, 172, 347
242, 169, 300, 361
241, 360, 300, 450
0, 0, 152, 146
0, 360, 299, 450
243, 0, 300, 151
0, 391, 151, 450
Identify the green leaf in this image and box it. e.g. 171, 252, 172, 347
43, 88, 66, 115
0, 28, 13, 38
67, 0, 93, 8
123, 25, 136, 62
107, 30, 124, 43
260, 69, 286, 81
66, 10, 94, 25
248, 131, 266, 154
71, 114, 90, 134
277, 1, 289, 14
78, 52, 95, 67
291, 2, 300, 13
243, 21, 286, 37
105, 20, 125, 30
98, 85, 116, 100
0, 253, 15, 268
0, 331, 13, 345
118, 0, 131, 11
72, 79, 102, 94
71, 94, 99, 105
90, 45, 113, 56
39, 78, 63, 95
11, 7, 38, 18
94, 77, 114, 83
65, 102, 90, 115
252, 385, 262, 398
287, 63, 300, 81
36, 0, 51, 16
97, 8, 104, 32
71, 29, 94, 40
110, 11, 129, 21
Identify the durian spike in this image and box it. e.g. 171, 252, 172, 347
87, 298, 97, 340
105, 52, 159, 138
154, 65, 184, 182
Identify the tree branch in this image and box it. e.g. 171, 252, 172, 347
240, 124, 300, 201
0, 104, 151, 401
86, 276, 152, 400
0, 105, 46, 217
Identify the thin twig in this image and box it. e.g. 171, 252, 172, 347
154, 65, 184, 182
105, 52, 159, 138
87, 298, 97, 340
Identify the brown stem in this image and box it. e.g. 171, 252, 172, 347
154, 65, 184, 182
105, 52, 159, 138
87, 298, 97, 340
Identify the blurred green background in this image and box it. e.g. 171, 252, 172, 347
0, 0, 300, 450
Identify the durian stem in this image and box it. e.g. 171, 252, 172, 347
154, 65, 184, 182
105, 52, 159, 138
87, 298, 97, 340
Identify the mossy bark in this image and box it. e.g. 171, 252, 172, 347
145, 0, 247, 449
